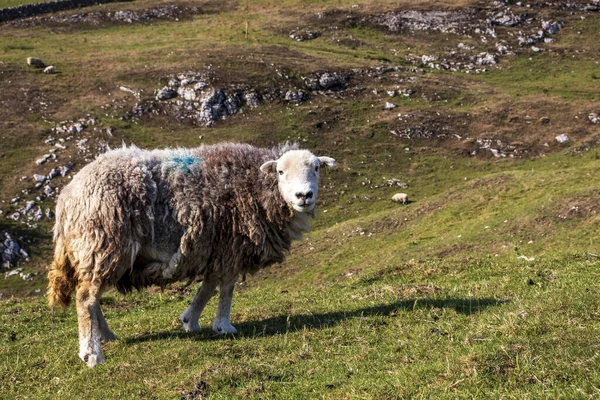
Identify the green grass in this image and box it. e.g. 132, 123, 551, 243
0, 0, 44, 8
2, 150, 599, 398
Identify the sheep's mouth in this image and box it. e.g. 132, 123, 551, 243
292, 202, 314, 213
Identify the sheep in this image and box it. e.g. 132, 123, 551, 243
391, 193, 409, 204
47, 142, 336, 367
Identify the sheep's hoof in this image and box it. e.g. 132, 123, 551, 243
80, 353, 105, 368
101, 331, 118, 344
212, 321, 237, 335
180, 312, 201, 332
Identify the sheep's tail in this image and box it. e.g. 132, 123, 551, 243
47, 237, 76, 308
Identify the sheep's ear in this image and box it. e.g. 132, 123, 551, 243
260, 160, 277, 175
318, 156, 336, 169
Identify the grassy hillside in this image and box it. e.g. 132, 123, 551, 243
1, 0, 599, 398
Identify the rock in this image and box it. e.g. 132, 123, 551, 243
539, 117, 550, 124
387, 90, 396, 97
495, 43, 509, 53
532, 46, 544, 53
33, 207, 43, 222
27, 57, 45, 68
289, 29, 321, 42
421, 55, 438, 64
47, 168, 60, 180
476, 52, 498, 65
1, 233, 21, 268
23, 201, 36, 214
43, 65, 55, 74
59, 164, 73, 177
46, 208, 55, 219
33, 174, 46, 182
385, 102, 397, 110
518, 36, 537, 47
542, 20, 561, 35
284, 90, 308, 105
589, 113, 599, 124
36, 154, 51, 165
44, 185, 54, 196
318, 72, 347, 90
556, 134, 569, 143
488, 9, 524, 27
244, 91, 262, 108
156, 86, 178, 101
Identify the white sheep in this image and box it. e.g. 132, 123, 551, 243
391, 193, 409, 204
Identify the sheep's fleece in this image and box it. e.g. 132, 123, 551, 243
47, 142, 335, 367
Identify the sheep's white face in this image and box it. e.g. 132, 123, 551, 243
260, 149, 336, 213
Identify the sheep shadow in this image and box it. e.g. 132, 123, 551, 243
126, 297, 506, 344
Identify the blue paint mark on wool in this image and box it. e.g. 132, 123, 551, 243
171, 155, 201, 174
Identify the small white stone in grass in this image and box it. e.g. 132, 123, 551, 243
517, 255, 535, 262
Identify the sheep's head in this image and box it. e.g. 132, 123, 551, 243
260, 149, 336, 213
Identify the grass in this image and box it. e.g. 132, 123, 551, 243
1, 0, 600, 398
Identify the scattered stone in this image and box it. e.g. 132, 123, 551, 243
556, 134, 569, 143
421, 55, 438, 64
542, 20, 561, 35
589, 113, 599, 124
46, 208, 55, 219
476, 52, 498, 65
488, 8, 524, 27
284, 90, 309, 105
387, 90, 396, 97
33, 173, 46, 182
44, 185, 54, 196
1, 233, 26, 270
539, 117, 551, 124
10, 197, 20, 204
27, 57, 45, 68
36, 154, 51, 165
23, 201, 36, 214
59, 164, 73, 177
317, 72, 348, 91
518, 36, 537, 47
47, 168, 60, 180
33, 207, 43, 222
156, 87, 178, 101
289, 29, 321, 42
532, 46, 544, 52
43, 65, 55, 74
4, 268, 22, 279
243, 91, 262, 108
385, 102, 397, 110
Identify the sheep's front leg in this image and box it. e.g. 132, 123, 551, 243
180, 278, 218, 332
76, 282, 104, 367
212, 280, 237, 334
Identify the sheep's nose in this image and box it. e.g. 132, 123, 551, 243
295, 191, 313, 200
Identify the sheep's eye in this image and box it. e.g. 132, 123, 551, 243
278, 170, 284, 176
315, 166, 319, 172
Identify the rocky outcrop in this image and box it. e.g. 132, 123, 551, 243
0, 0, 132, 23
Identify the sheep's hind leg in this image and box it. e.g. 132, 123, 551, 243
180, 277, 218, 332
212, 280, 237, 334
76, 282, 104, 367
98, 305, 117, 343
